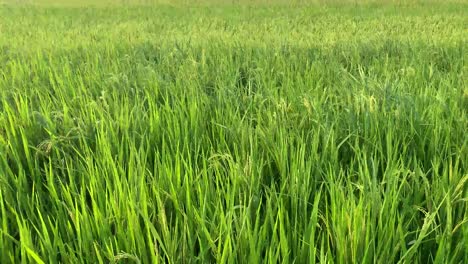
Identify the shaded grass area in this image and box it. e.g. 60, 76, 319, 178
0, 4, 467, 263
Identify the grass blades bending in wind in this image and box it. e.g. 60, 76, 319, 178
0, 1, 467, 263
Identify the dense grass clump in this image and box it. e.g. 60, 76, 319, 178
0, 2, 467, 263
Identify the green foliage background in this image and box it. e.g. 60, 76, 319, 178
0, 1, 466, 263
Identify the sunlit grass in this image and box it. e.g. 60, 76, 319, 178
0, 2, 466, 263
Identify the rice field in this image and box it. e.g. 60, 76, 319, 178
0, 1, 467, 263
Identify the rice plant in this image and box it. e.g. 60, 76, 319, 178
0, 1, 466, 263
